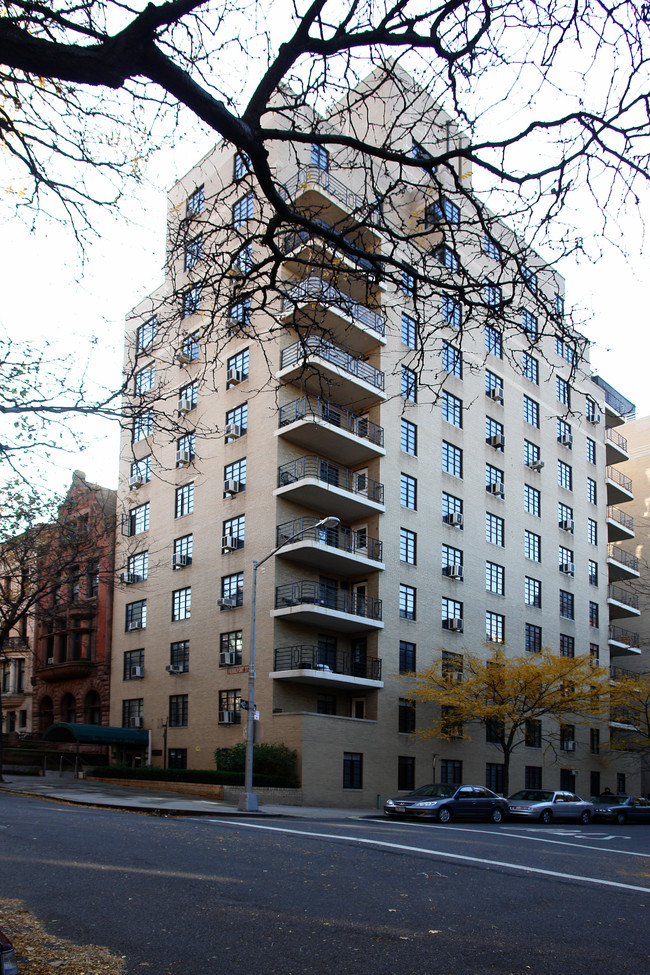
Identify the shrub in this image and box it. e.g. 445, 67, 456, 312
215, 742, 298, 783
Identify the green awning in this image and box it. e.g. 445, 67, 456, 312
43, 723, 148, 747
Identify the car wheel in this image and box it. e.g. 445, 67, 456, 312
616, 812, 626, 825
541, 809, 552, 824
579, 810, 591, 825
438, 807, 452, 824
491, 808, 503, 824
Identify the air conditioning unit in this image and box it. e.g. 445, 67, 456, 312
559, 563, 575, 576
446, 512, 464, 527
166, 664, 183, 674
129, 717, 143, 728
121, 571, 143, 585
171, 553, 188, 569
444, 617, 463, 631
564, 740, 576, 752
223, 479, 240, 496
588, 414, 602, 425
177, 397, 193, 415
220, 651, 236, 666
130, 665, 144, 678
227, 368, 243, 385
487, 434, 506, 448
559, 434, 574, 447
176, 349, 191, 364
221, 535, 240, 552
443, 564, 464, 580
217, 597, 237, 608
129, 474, 143, 489
559, 519, 575, 533
219, 710, 235, 724
47, 657, 55, 665
127, 620, 142, 631
487, 386, 504, 403
225, 423, 242, 439
528, 459, 545, 471
487, 482, 505, 497
176, 448, 192, 466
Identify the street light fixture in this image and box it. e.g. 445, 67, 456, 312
237, 514, 340, 812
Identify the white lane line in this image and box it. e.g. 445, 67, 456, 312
208, 820, 650, 894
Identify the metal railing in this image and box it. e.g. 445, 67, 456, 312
608, 625, 640, 648
607, 545, 639, 572
278, 396, 384, 448
273, 643, 382, 680
607, 506, 634, 531
608, 585, 639, 610
280, 336, 385, 391
610, 665, 640, 680
277, 455, 384, 505
280, 165, 380, 224
606, 466, 632, 493
1, 636, 29, 649
281, 216, 378, 273
591, 376, 636, 419
276, 517, 383, 562
280, 276, 385, 336
274, 581, 382, 621
606, 427, 629, 452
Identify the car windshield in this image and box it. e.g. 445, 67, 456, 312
592, 796, 627, 806
409, 784, 455, 798
509, 790, 554, 802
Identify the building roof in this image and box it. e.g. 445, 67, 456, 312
43, 723, 148, 746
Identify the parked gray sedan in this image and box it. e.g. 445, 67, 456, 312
508, 789, 594, 824
384, 784, 508, 823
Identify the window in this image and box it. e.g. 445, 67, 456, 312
401, 418, 417, 455
484, 283, 503, 315
233, 191, 253, 227
398, 756, 415, 792
442, 492, 463, 526
426, 197, 460, 225
442, 391, 462, 427
130, 456, 151, 484
136, 319, 156, 354
559, 634, 574, 657
398, 698, 416, 733
522, 352, 538, 384
343, 752, 363, 789
126, 503, 150, 536
523, 395, 540, 428
486, 561, 505, 595
585, 397, 598, 422
172, 587, 191, 621
126, 600, 147, 631
181, 331, 199, 362
134, 363, 155, 396
559, 544, 574, 568
486, 513, 504, 547
400, 528, 417, 565
399, 584, 416, 620
524, 484, 540, 517
434, 245, 459, 271
399, 641, 416, 674
485, 323, 502, 356
173, 534, 193, 567
555, 293, 565, 317
401, 313, 417, 348
555, 336, 577, 366
177, 431, 196, 465
486, 720, 504, 744
524, 531, 541, 562
442, 544, 463, 571
557, 460, 573, 491
221, 573, 243, 607
224, 457, 246, 493
400, 473, 417, 509
182, 284, 201, 318
227, 348, 249, 381
485, 416, 505, 447
178, 381, 198, 412
219, 688, 242, 723
442, 706, 463, 738
483, 234, 501, 260
556, 376, 570, 406
132, 410, 153, 443
524, 577, 541, 608
559, 590, 574, 620
186, 185, 204, 216
587, 519, 598, 545
522, 309, 538, 340
442, 295, 461, 329
442, 340, 462, 377
233, 243, 253, 274
590, 728, 600, 755
557, 418, 572, 448
560, 724, 575, 751
586, 438, 596, 465
168, 749, 187, 769
175, 483, 194, 518
525, 766, 542, 789
122, 698, 143, 728
486, 611, 505, 644
401, 366, 417, 402
440, 760, 462, 785
401, 267, 415, 296
525, 623, 542, 654
587, 478, 597, 505
220, 630, 243, 666
588, 560, 598, 587
558, 502, 574, 530
169, 694, 188, 728
170, 640, 190, 673
223, 515, 245, 547
617, 772, 626, 794
184, 234, 202, 271
127, 551, 148, 581
486, 463, 504, 492
229, 298, 250, 332
442, 597, 462, 625
524, 439, 540, 467
525, 720, 542, 747
442, 651, 463, 680
123, 649, 144, 680
589, 601, 599, 628
442, 441, 462, 477
225, 403, 248, 439
521, 264, 538, 294
311, 142, 329, 171
234, 151, 251, 180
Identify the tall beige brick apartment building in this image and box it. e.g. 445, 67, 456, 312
110, 68, 638, 806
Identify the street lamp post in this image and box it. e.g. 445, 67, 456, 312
237, 514, 340, 812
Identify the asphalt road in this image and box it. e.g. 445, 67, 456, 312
1, 793, 649, 975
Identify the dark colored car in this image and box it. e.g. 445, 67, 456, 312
0, 928, 19, 975
384, 784, 508, 823
507, 789, 594, 824
591, 795, 650, 824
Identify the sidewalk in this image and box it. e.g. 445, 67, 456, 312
0, 772, 381, 820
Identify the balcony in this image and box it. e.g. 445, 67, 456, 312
610, 665, 640, 680
275, 455, 384, 520
34, 659, 96, 683
271, 644, 382, 689
605, 466, 633, 505
591, 376, 635, 427
606, 506, 634, 542
272, 581, 383, 632
607, 544, 640, 582
279, 276, 386, 354
277, 337, 385, 410
605, 427, 630, 465
1, 636, 29, 650
608, 624, 641, 657
277, 396, 384, 466
276, 518, 384, 576
280, 164, 381, 228
607, 584, 640, 618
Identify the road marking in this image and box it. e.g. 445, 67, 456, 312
208, 820, 650, 893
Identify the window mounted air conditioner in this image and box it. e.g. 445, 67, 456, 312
120, 572, 142, 585
487, 434, 506, 449
221, 535, 240, 552
224, 479, 240, 496
176, 349, 191, 364
171, 553, 188, 569
166, 664, 183, 674
178, 397, 193, 415
487, 482, 505, 497
564, 741, 576, 752
443, 617, 463, 631
217, 597, 237, 608
588, 414, 602, 425
559, 563, 575, 576
559, 519, 575, 533
220, 651, 236, 666
127, 620, 143, 631
129, 475, 143, 489
129, 716, 143, 728
219, 710, 235, 724
446, 512, 464, 527
47, 657, 55, 665
487, 386, 504, 403
130, 666, 144, 678
225, 423, 242, 439
528, 459, 544, 471
227, 368, 243, 385
443, 565, 464, 580
559, 435, 574, 447
176, 449, 192, 466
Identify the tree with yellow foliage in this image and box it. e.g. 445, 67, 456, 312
411, 647, 608, 795
608, 668, 650, 759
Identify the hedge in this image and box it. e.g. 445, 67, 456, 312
87, 765, 298, 788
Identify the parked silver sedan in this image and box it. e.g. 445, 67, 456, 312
508, 789, 594, 824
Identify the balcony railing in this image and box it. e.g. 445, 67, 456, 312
273, 643, 382, 680
277, 455, 384, 505
275, 581, 382, 621
1, 636, 29, 649
610, 665, 639, 680
280, 336, 385, 391
280, 165, 379, 224
608, 625, 640, 648
608, 585, 639, 610
607, 506, 634, 531
591, 376, 636, 419
608, 545, 639, 572
276, 517, 383, 562
281, 215, 378, 274
606, 428, 628, 453
278, 396, 384, 448
281, 276, 385, 337
606, 466, 632, 493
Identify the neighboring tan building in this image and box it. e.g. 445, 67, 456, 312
1, 616, 33, 736
110, 68, 636, 804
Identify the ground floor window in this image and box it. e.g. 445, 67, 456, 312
343, 752, 363, 789
590, 771, 600, 797
560, 768, 576, 792
617, 773, 626, 794
398, 756, 415, 792
486, 763, 504, 793
525, 766, 542, 790
440, 759, 462, 785
168, 749, 187, 769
